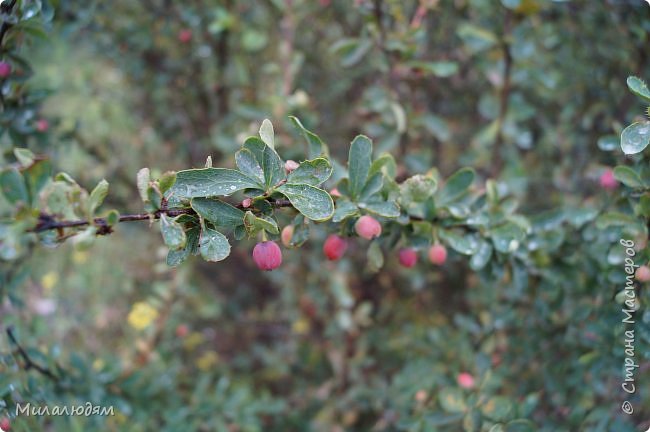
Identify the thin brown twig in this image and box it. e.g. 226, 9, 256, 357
6, 326, 60, 382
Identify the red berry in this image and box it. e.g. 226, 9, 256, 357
178, 29, 192, 43
599, 169, 618, 190
36, 119, 49, 132
323, 234, 348, 261
0, 62, 11, 78
428, 244, 447, 265
355, 215, 382, 240
398, 248, 418, 268
252, 241, 282, 271
457, 372, 475, 389
281, 225, 294, 247
329, 187, 341, 197
636, 265, 650, 282
241, 198, 252, 208
0, 417, 10, 431
175, 324, 189, 338
284, 160, 299, 172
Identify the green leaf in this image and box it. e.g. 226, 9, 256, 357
160, 214, 187, 251
481, 397, 514, 422
263, 144, 285, 189
136, 168, 150, 202
199, 227, 231, 262
244, 211, 279, 236
287, 158, 332, 186
191, 198, 245, 228
170, 168, 261, 198
439, 388, 467, 413
504, 420, 537, 432
360, 200, 400, 218
158, 171, 177, 194
288, 116, 328, 158
595, 212, 639, 229
24, 159, 51, 204
439, 229, 479, 255
0, 168, 29, 205
369, 153, 397, 179
14, 148, 34, 166
613, 166, 644, 188
333, 200, 358, 222
400, 175, 437, 203
259, 118, 275, 149
106, 209, 120, 226
597, 135, 618, 151
438, 168, 475, 206
407, 60, 459, 77
277, 183, 334, 221
167, 227, 200, 267
621, 122, 650, 155
235, 148, 265, 185
367, 241, 384, 272
243, 136, 266, 163
359, 172, 384, 201
627, 76, 650, 102
88, 179, 109, 217
490, 222, 526, 253
348, 135, 373, 200
470, 240, 493, 270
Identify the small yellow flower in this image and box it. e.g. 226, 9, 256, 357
183, 332, 204, 351
40, 271, 59, 293
127, 302, 158, 330
72, 250, 89, 264
196, 351, 219, 371
291, 318, 310, 335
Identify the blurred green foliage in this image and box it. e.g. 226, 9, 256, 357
1, 0, 650, 431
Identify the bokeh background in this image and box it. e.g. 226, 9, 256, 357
2, 0, 650, 430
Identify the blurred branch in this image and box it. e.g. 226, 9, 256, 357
0, 0, 17, 47
6, 326, 60, 382
492, 9, 513, 176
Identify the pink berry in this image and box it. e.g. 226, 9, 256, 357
355, 215, 382, 240
0, 62, 11, 78
599, 169, 618, 191
284, 160, 299, 172
457, 372, 475, 389
175, 324, 189, 338
329, 188, 341, 197
428, 244, 447, 265
36, 119, 49, 132
241, 198, 252, 208
0, 417, 10, 431
281, 225, 294, 247
323, 234, 348, 261
252, 241, 282, 271
636, 265, 650, 282
398, 248, 418, 268
178, 29, 192, 43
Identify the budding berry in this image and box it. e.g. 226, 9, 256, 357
175, 324, 189, 338
0, 417, 10, 431
398, 248, 418, 268
241, 198, 252, 208
599, 169, 618, 191
414, 390, 427, 402
636, 265, 650, 282
457, 372, 475, 389
323, 234, 348, 261
355, 215, 382, 240
428, 244, 447, 265
0, 61, 11, 78
178, 29, 192, 43
252, 241, 282, 271
284, 159, 299, 172
36, 119, 49, 132
281, 225, 294, 247
329, 188, 341, 197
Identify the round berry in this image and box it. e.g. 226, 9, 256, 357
0, 417, 10, 431
281, 225, 294, 247
636, 265, 650, 282
398, 248, 418, 268
36, 119, 49, 133
428, 244, 447, 265
329, 187, 341, 197
175, 324, 189, 338
323, 234, 348, 261
0, 61, 11, 78
599, 169, 618, 191
355, 215, 382, 240
241, 198, 252, 208
178, 29, 192, 43
284, 160, 299, 172
457, 372, 475, 389
252, 241, 282, 271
